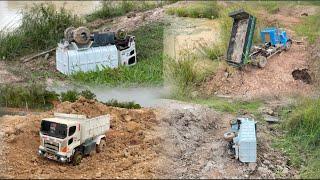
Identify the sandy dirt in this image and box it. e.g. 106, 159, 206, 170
0, 98, 298, 179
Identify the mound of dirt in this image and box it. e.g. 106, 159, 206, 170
0, 98, 159, 179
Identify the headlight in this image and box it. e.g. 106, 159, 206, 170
38, 149, 43, 155
59, 156, 67, 162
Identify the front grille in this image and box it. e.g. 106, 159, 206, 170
44, 140, 59, 152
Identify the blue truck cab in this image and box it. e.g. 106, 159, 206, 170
260, 27, 290, 48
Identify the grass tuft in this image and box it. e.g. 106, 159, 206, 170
294, 13, 320, 44
166, 1, 220, 19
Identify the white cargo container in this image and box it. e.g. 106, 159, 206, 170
38, 113, 110, 165
56, 36, 136, 75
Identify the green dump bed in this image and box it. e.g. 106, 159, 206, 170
227, 10, 256, 67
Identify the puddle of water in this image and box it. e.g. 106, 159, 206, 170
47, 81, 171, 108
0, 1, 100, 31
163, 15, 220, 60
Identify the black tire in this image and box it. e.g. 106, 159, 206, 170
115, 28, 127, 40
285, 39, 292, 51
72, 151, 83, 166
74, 26, 90, 45
96, 138, 106, 153
257, 55, 268, 68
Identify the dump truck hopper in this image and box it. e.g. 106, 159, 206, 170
227, 9, 256, 67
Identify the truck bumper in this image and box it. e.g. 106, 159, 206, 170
38, 148, 68, 163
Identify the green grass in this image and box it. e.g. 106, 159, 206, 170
72, 22, 166, 87
274, 98, 320, 179
0, 3, 82, 60
86, 1, 167, 22
191, 97, 263, 114
0, 84, 59, 109
166, 1, 220, 19
103, 99, 141, 109
294, 13, 320, 44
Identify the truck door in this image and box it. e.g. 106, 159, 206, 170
67, 124, 81, 153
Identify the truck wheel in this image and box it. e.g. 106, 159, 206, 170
96, 138, 106, 153
74, 26, 90, 45
72, 151, 83, 166
257, 55, 267, 68
285, 39, 292, 51
224, 132, 235, 142
64, 26, 75, 42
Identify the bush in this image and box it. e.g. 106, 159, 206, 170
0, 3, 82, 60
104, 99, 141, 109
79, 90, 96, 100
60, 90, 79, 102
0, 84, 59, 109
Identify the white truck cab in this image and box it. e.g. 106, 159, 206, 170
38, 113, 110, 165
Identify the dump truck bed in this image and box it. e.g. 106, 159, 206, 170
227, 10, 256, 67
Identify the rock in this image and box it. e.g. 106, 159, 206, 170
4, 127, 15, 136
127, 12, 136, 18
44, 53, 49, 60
95, 171, 102, 178
282, 167, 289, 175
276, 165, 283, 171
257, 167, 269, 178
264, 114, 279, 123
248, 162, 257, 172
5, 135, 16, 143
124, 115, 132, 122
59, 166, 67, 172
263, 160, 271, 166
263, 108, 274, 116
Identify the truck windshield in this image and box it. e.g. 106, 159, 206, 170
40, 120, 67, 139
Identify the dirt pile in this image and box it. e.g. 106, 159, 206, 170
202, 43, 313, 99
0, 98, 160, 179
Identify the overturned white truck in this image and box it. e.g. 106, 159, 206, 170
38, 113, 110, 165
56, 27, 136, 75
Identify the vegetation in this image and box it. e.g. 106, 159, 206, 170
72, 22, 166, 87
294, 13, 320, 44
103, 99, 141, 109
0, 84, 59, 109
86, 1, 167, 22
275, 98, 320, 179
0, 4, 82, 60
166, 1, 220, 19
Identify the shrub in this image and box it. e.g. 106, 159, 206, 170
103, 99, 141, 109
0, 84, 59, 109
60, 90, 79, 102
166, 2, 220, 19
79, 90, 96, 100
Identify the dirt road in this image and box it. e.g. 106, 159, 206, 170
0, 98, 298, 179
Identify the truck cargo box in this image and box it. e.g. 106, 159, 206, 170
227, 9, 256, 67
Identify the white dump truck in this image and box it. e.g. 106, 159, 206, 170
38, 113, 110, 165
56, 27, 137, 75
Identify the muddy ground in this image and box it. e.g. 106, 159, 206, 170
0, 98, 298, 179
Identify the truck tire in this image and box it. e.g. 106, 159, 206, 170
285, 39, 292, 51
72, 151, 83, 166
257, 55, 267, 68
224, 132, 235, 142
96, 138, 106, 153
64, 26, 75, 42
74, 26, 90, 45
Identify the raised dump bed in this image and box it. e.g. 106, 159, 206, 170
227, 10, 256, 67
